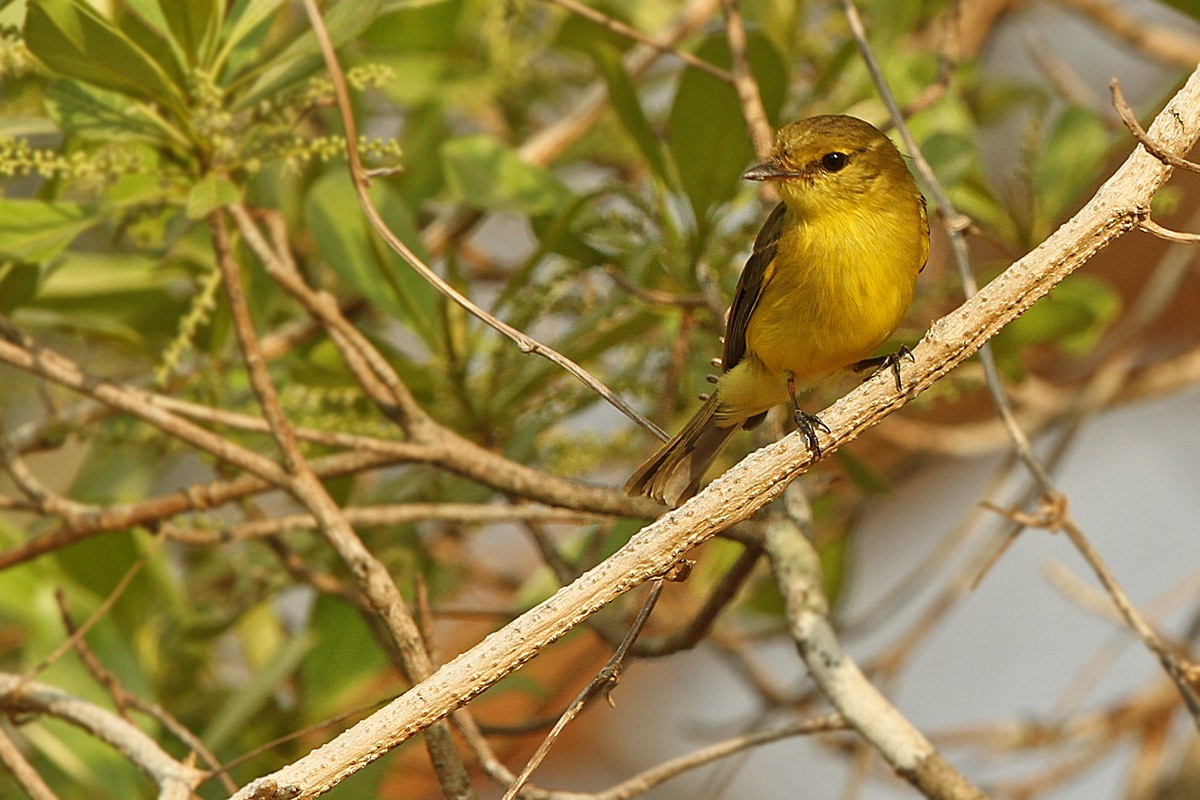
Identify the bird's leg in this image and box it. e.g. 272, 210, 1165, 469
852, 344, 914, 392
785, 373, 830, 457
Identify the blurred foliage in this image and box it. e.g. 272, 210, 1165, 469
1, 0, 1188, 796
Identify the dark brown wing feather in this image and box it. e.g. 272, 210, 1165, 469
722, 202, 787, 372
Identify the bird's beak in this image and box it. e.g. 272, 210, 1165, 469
742, 160, 801, 181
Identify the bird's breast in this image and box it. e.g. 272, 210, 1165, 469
745, 205, 922, 380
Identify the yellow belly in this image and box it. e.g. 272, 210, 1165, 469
745, 209, 920, 381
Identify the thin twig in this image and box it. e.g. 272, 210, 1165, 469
0, 725, 59, 800
720, 0, 773, 161
165, 503, 602, 544
602, 265, 708, 308
542, 0, 731, 81
55, 593, 237, 794
230, 206, 663, 519
18, 534, 162, 692
633, 540, 760, 656
841, 10, 1198, 720
301, 0, 666, 442
585, 714, 846, 800
1112, 77, 1200, 174
208, 696, 391, 784
1052, 569, 1200, 715
501, 575, 675, 800
0, 450, 409, 572
0, 332, 293, 487
1138, 217, 1200, 243
55, 590, 132, 720
983, 495, 1200, 728
1055, 514, 1200, 726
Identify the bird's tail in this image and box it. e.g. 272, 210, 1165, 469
624, 394, 739, 507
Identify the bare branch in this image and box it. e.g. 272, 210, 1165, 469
0, 331, 290, 487
166, 503, 603, 544
18, 536, 160, 690
1112, 77, 1200, 173
0, 673, 205, 800
1139, 217, 1200, 243
501, 576, 673, 800
0, 450, 405, 571
720, 0, 773, 161
583, 714, 846, 800
764, 494, 987, 799
230, 206, 663, 519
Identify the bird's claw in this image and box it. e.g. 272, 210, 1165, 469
852, 345, 914, 392
793, 410, 830, 457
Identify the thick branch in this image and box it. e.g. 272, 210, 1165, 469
765, 512, 987, 799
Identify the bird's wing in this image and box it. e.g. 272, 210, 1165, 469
916, 193, 930, 273
722, 201, 787, 371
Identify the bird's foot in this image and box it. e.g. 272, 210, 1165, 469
852, 345, 915, 392
792, 409, 831, 457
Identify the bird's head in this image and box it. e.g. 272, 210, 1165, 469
743, 115, 914, 215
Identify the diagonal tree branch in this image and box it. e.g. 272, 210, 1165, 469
229, 58, 1200, 800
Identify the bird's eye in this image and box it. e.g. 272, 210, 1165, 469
821, 152, 848, 172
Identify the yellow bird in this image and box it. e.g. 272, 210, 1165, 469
625, 115, 929, 506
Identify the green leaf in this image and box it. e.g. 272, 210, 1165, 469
29, 252, 192, 345
998, 274, 1121, 357
920, 130, 977, 187
106, 172, 172, 207
837, 449, 892, 495
24, 0, 183, 109
185, 173, 240, 219
1160, 0, 1200, 23
360, 0, 463, 51
44, 79, 167, 141
666, 33, 787, 224
591, 43, 670, 184
202, 629, 316, 751
300, 595, 389, 718
1036, 106, 1110, 227
394, 102, 448, 209
0, 199, 100, 261
818, 530, 849, 609
441, 135, 575, 215
233, 0, 383, 108
305, 171, 441, 344
529, 190, 610, 264
113, 0, 188, 88
219, 0, 286, 75
156, 0, 217, 66
0, 262, 42, 312
948, 170, 1018, 249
